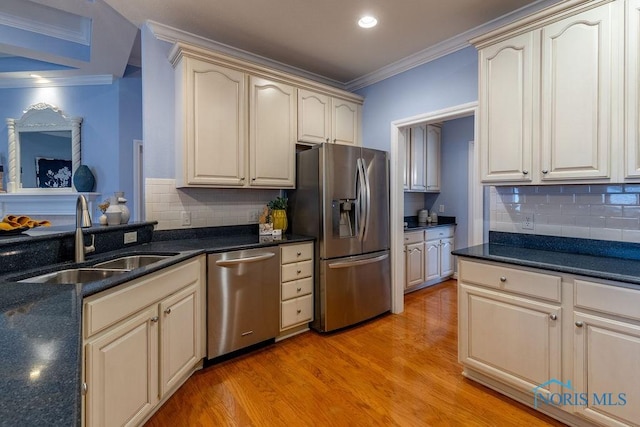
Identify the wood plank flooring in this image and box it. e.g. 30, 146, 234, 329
145, 280, 565, 426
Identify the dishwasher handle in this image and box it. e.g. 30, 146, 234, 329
215, 252, 275, 267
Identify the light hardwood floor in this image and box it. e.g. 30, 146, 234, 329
145, 280, 565, 426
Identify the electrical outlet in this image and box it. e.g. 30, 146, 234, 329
181, 211, 191, 226
439, 204, 445, 213
248, 210, 260, 223
123, 231, 138, 244
522, 214, 534, 230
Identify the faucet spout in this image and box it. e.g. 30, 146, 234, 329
75, 195, 94, 263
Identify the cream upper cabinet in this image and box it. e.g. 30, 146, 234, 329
625, 0, 640, 178
249, 76, 296, 188
408, 125, 427, 191
405, 124, 440, 192
540, 3, 616, 181
297, 89, 362, 146
425, 125, 441, 191
175, 57, 247, 187
475, 0, 622, 185
479, 32, 535, 183
297, 89, 331, 144
175, 56, 295, 188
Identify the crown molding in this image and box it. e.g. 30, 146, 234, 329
345, 0, 564, 91
146, 20, 346, 90
0, 74, 114, 89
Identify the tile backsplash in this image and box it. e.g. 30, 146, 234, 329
145, 178, 279, 230
490, 184, 640, 243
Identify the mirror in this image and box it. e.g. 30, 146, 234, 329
6, 103, 82, 192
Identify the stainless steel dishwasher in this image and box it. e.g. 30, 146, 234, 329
207, 246, 280, 359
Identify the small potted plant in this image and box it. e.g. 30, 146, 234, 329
268, 196, 288, 232
258, 206, 273, 235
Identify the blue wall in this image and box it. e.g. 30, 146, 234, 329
0, 68, 142, 219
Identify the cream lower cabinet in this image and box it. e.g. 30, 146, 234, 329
572, 279, 640, 427
404, 226, 454, 292
278, 242, 314, 338
297, 89, 361, 146
458, 257, 640, 427
83, 256, 205, 427
174, 54, 295, 188
404, 231, 425, 289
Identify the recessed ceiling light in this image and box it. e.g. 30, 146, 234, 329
358, 16, 378, 29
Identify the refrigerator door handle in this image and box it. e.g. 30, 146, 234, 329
356, 158, 367, 241
328, 253, 389, 269
361, 157, 371, 241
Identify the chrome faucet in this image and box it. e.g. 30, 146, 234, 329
75, 195, 95, 262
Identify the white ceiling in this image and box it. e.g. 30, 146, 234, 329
0, 0, 563, 88
103, 0, 560, 86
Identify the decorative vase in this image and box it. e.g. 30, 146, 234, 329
114, 191, 130, 224
99, 214, 108, 225
271, 209, 288, 232
105, 202, 121, 226
73, 165, 95, 192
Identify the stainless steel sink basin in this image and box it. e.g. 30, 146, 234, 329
20, 268, 127, 284
92, 254, 171, 270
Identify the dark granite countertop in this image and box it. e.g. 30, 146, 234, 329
403, 215, 456, 232
0, 224, 313, 426
453, 232, 640, 290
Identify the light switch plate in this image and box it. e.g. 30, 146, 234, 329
124, 231, 137, 244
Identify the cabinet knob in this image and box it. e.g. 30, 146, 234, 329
297, 287, 302, 292
549, 314, 557, 321
542, 170, 549, 174
297, 269, 302, 274
326, 138, 330, 143
164, 308, 172, 315
297, 252, 302, 256
150, 316, 159, 323
575, 321, 584, 328
333, 138, 337, 143
240, 177, 246, 181
81, 382, 88, 395
522, 170, 529, 175
499, 276, 507, 282
296, 309, 302, 314
252, 178, 256, 181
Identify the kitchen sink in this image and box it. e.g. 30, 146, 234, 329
19, 268, 127, 285
91, 254, 172, 270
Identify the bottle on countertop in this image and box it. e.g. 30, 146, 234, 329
430, 212, 438, 223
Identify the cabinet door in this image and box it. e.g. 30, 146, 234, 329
540, 3, 616, 181
249, 77, 296, 188
439, 237, 454, 278
573, 312, 640, 426
458, 284, 562, 395
297, 89, 331, 144
626, 0, 640, 178
425, 240, 440, 282
409, 125, 427, 191
159, 283, 201, 397
184, 58, 246, 186
85, 308, 158, 427
405, 242, 425, 288
426, 125, 441, 192
479, 32, 535, 183
332, 98, 360, 146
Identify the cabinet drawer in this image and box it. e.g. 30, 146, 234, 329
281, 294, 313, 329
282, 277, 313, 301
404, 231, 423, 245
458, 259, 561, 302
281, 243, 313, 264
575, 279, 640, 322
281, 260, 313, 282
84, 257, 203, 338
425, 226, 454, 241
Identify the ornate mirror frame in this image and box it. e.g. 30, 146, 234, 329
6, 103, 82, 193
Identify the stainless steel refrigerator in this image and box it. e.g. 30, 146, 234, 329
290, 143, 391, 332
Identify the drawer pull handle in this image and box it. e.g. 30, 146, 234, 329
549, 314, 557, 321
522, 170, 529, 175
499, 276, 507, 283
150, 316, 159, 323
164, 308, 172, 315
241, 331, 254, 336
297, 269, 302, 274
296, 309, 302, 314
297, 252, 302, 256
575, 321, 584, 328
297, 287, 302, 292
